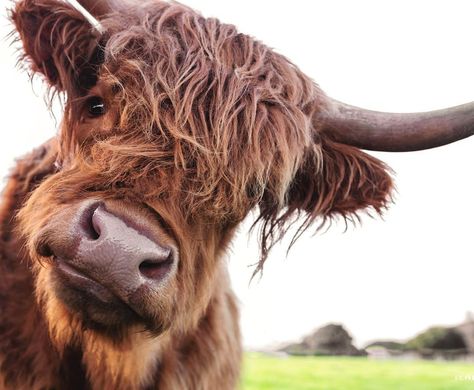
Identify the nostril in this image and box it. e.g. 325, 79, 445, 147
90, 215, 101, 240
79, 203, 101, 240
139, 253, 173, 281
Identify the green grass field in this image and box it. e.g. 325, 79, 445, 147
242, 353, 474, 390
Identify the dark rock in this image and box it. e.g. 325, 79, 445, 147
280, 324, 367, 356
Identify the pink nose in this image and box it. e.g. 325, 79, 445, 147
38, 202, 175, 300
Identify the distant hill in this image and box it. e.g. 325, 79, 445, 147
365, 322, 473, 360
279, 317, 474, 360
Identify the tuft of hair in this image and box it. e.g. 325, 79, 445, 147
11, 0, 394, 274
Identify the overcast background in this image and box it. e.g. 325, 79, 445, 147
1, 0, 473, 350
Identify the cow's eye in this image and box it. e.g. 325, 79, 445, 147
86, 96, 106, 117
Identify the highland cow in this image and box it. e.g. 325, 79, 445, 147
0, 0, 473, 389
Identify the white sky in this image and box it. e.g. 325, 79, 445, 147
1, 1, 473, 349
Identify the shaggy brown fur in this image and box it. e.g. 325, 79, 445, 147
1, 0, 392, 388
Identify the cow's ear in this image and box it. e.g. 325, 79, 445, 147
254, 136, 393, 273
286, 137, 393, 223
11, 0, 102, 92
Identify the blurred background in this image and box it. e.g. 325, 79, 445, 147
1, 1, 474, 386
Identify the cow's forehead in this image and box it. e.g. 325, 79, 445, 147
99, 3, 245, 67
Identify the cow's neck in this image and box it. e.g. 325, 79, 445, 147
79, 269, 241, 389
79, 329, 166, 390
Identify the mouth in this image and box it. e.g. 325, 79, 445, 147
55, 259, 115, 302
52, 258, 143, 332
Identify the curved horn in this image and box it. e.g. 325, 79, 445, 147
74, 0, 114, 18
320, 98, 474, 152
68, 0, 130, 32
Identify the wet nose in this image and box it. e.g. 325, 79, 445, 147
39, 202, 175, 298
